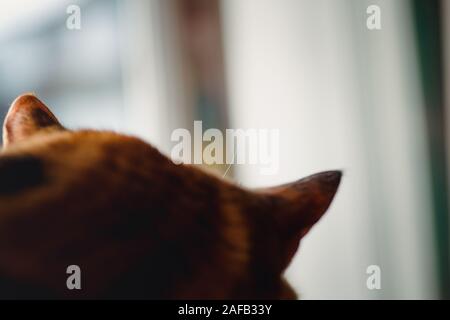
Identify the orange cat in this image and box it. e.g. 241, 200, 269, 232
0, 94, 341, 299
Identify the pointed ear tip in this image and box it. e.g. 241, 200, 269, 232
322, 169, 342, 182
3, 93, 61, 146
295, 170, 342, 195
316, 170, 342, 193
10, 93, 40, 110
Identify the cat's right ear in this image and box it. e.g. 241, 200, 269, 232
3, 93, 63, 148
256, 171, 342, 270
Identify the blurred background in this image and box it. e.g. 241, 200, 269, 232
0, 0, 448, 299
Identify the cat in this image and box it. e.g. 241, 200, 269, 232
0, 93, 341, 299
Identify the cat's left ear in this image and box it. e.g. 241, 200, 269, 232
3, 93, 64, 147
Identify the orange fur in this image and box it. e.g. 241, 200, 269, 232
0, 94, 341, 299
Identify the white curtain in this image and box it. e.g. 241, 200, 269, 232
221, 0, 437, 299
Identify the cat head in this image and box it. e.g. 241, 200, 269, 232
0, 94, 341, 299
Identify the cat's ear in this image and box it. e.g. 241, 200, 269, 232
3, 93, 63, 147
257, 170, 342, 269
